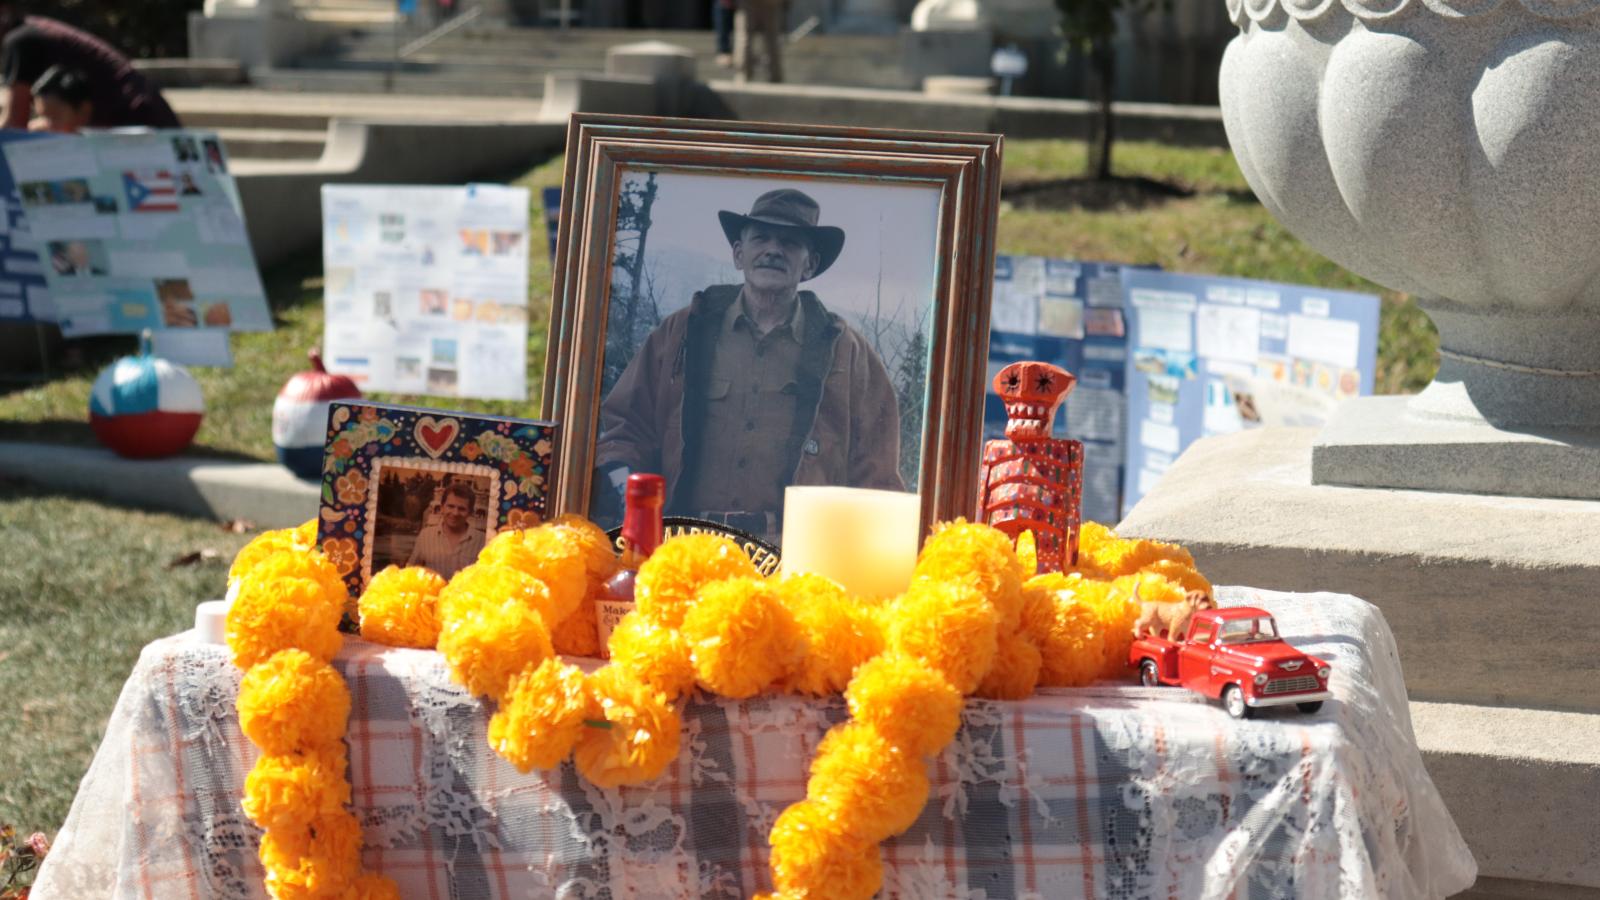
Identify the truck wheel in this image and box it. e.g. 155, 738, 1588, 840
1223, 685, 1254, 720
1296, 701, 1324, 714
1139, 660, 1160, 687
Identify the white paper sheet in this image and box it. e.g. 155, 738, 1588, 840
1196, 303, 1261, 364
1288, 314, 1360, 368
151, 329, 233, 368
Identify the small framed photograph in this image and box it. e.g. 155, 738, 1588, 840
316, 400, 557, 595
543, 115, 1003, 543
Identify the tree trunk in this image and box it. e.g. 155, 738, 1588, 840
1087, 37, 1116, 181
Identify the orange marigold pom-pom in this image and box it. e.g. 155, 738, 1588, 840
885, 580, 998, 695
1140, 558, 1212, 597
1015, 529, 1038, 577
550, 594, 602, 657
226, 567, 345, 670
913, 519, 1026, 632
574, 666, 681, 788
1023, 573, 1107, 688
550, 513, 621, 592
259, 808, 364, 899
975, 629, 1043, 700
479, 527, 587, 624
767, 799, 882, 900
1077, 522, 1196, 579
682, 577, 805, 699
344, 873, 402, 900
439, 563, 558, 626
843, 652, 963, 757
241, 749, 350, 832
806, 722, 931, 843
237, 649, 351, 755
634, 533, 758, 628
437, 598, 553, 700
488, 658, 590, 772
358, 566, 446, 648
773, 574, 884, 697
607, 610, 697, 700
229, 523, 320, 586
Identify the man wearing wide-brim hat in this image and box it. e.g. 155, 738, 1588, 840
595, 187, 904, 541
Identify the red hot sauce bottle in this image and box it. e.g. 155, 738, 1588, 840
596, 473, 665, 656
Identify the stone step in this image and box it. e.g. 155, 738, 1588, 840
249, 68, 545, 97
1415, 701, 1600, 896
166, 87, 546, 126
180, 106, 334, 132
211, 126, 326, 161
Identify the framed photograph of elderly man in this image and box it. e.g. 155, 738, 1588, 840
544, 115, 1003, 544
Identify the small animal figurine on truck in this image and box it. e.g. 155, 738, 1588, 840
1129, 606, 1332, 719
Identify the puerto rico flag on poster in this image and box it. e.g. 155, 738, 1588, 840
123, 170, 180, 213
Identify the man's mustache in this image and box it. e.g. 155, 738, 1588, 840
754, 256, 788, 271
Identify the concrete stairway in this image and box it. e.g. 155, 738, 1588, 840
166, 88, 549, 164
252, 25, 912, 97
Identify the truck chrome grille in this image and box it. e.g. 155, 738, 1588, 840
1263, 675, 1319, 695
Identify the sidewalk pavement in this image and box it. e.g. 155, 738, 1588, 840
0, 441, 319, 529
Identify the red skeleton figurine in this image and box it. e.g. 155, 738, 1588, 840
978, 361, 1084, 573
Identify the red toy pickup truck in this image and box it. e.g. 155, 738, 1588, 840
1128, 606, 1332, 719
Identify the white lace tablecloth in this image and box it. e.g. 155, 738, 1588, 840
34, 587, 1476, 900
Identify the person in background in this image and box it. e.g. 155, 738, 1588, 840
0, 4, 181, 130
734, 0, 785, 84
28, 64, 90, 132
713, 0, 735, 68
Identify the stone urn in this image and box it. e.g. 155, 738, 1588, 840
1218, 0, 1600, 431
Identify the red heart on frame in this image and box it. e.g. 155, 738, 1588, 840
415, 416, 460, 459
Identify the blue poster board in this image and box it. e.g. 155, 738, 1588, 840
1, 129, 269, 338
984, 256, 1155, 525
542, 186, 561, 263
0, 129, 53, 322
1121, 270, 1380, 517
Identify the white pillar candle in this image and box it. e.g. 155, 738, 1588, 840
195, 599, 230, 645
781, 486, 921, 600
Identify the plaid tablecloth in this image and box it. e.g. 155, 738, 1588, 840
35, 587, 1476, 899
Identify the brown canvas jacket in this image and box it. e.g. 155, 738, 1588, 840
595, 284, 904, 514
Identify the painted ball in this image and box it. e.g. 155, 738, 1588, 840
88, 343, 204, 459
273, 348, 361, 480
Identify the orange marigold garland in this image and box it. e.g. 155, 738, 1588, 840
226, 525, 396, 898
229, 515, 1200, 900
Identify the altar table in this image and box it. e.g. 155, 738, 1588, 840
34, 587, 1477, 899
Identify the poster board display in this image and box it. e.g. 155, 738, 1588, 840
1121, 269, 1380, 516
984, 256, 1153, 525
321, 184, 531, 401
0, 130, 269, 338
0, 130, 52, 322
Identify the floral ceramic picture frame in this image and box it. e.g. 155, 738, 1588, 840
316, 400, 557, 596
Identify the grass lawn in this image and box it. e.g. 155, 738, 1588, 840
0, 139, 1436, 460
0, 481, 252, 835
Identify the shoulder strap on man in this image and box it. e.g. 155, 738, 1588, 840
780, 291, 844, 477
671, 285, 741, 512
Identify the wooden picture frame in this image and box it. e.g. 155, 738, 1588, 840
542, 114, 1002, 541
